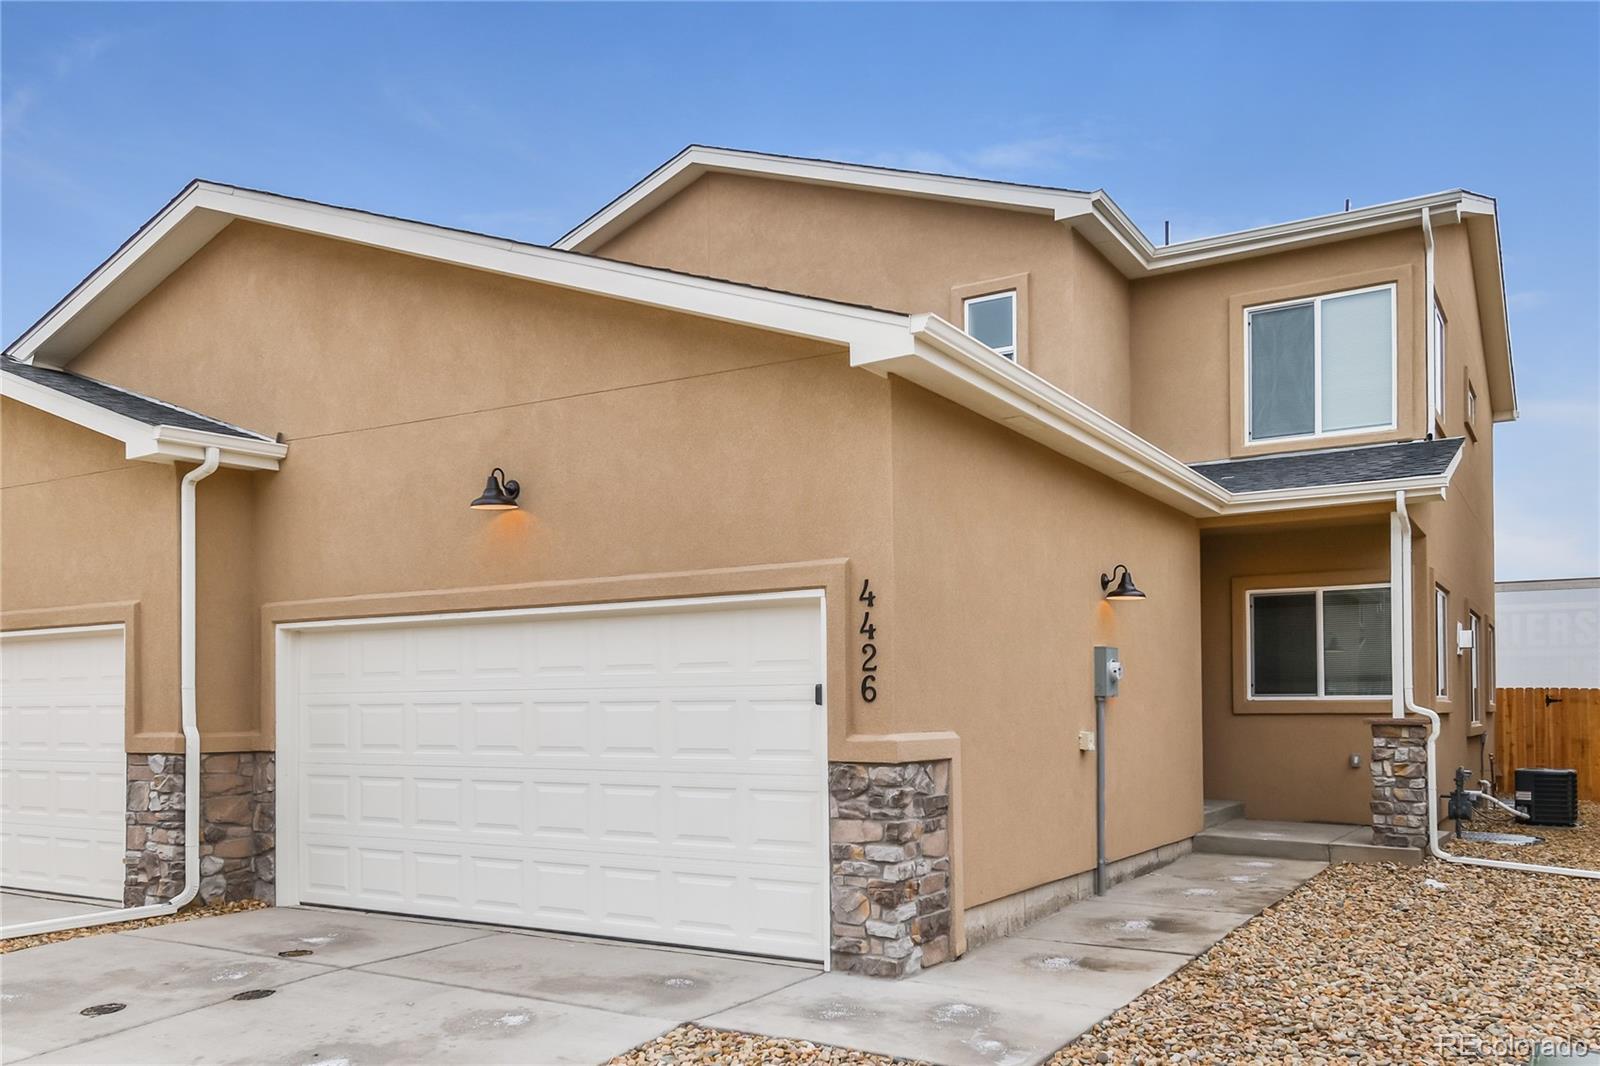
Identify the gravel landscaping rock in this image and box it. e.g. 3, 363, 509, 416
0, 898, 266, 954
1442, 800, 1600, 872
1050, 858, 1599, 1064
609, 1023, 922, 1065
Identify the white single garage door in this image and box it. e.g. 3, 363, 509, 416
282, 594, 829, 961
0, 627, 127, 902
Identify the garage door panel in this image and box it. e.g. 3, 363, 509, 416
0, 629, 126, 901
298, 766, 822, 865
289, 600, 826, 960
298, 693, 821, 774
297, 611, 819, 696
296, 833, 825, 954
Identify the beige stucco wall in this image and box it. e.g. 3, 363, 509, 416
1201, 520, 1397, 823
1198, 225, 1497, 823
1411, 222, 1497, 783
1130, 229, 1428, 463
50, 221, 894, 756
593, 172, 1136, 424
0, 398, 180, 748
1, 218, 1209, 916
888, 380, 1202, 905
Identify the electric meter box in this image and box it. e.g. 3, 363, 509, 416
1094, 646, 1122, 698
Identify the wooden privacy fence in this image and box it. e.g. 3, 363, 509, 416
1495, 687, 1600, 802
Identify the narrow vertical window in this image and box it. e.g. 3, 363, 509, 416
1434, 585, 1449, 698
1466, 381, 1478, 427
1486, 623, 1496, 714
1430, 299, 1447, 425
964, 291, 1017, 360
1469, 611, 1484, 725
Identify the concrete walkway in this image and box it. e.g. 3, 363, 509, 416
0, 892, 121, 927
0, 852, 1324, 1066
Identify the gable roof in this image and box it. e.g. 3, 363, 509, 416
3, 179, 1459, 516
553, 145, 1516, 422
1, 357, 286, 470
1191, 437, 1464, 494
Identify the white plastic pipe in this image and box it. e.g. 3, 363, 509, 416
1390, 491, 1598, 879
1, 447, 221, 939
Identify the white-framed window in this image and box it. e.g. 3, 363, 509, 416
1466, 380, 1478, 427
1248, 583, 1392, 699
1486, 622, 1496, 714
1245, 283, 1397, 443
1469, 611, 1484, 725
1435, 585, 1449, 698
964, 290, 1017, 360
1430, 298, 1447, 425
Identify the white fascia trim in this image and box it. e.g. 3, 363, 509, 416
5, 182, 914, 370
553, 147, 1483, 278
555, 146, 1092, 253
861, 315, 1456, 519
0, 371, 286, 471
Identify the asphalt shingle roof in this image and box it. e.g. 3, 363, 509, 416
2, 357, 269, 440
1191, 438, 1464, 493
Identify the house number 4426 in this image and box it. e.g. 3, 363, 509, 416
858, 579, 880, 702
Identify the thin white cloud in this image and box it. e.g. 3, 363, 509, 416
1495, 516, 1600, 582
52, 33, 119, 78
2, 86, 38, 133
1508, 290, 1552, 312
840, 129, 1115, 183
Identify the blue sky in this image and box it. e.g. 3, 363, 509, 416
3, 2, 1596, 579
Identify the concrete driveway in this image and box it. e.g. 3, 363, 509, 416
0, 852, 1324, 1066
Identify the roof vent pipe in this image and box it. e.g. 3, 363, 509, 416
0, 447, 220, 939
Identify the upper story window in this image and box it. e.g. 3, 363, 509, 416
965, 290, 1017, 360
1466, 380, 1478, 428
1430, 298, 1447, 425
1246, 284, 1396, 443
1248, 583, 1392, 699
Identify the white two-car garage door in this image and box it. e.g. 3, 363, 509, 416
0, 626, 127, 902
281, 594, 829, 961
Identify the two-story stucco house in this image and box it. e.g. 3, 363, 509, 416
0, 147, 1514, 976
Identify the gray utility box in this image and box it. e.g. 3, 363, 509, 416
1094, 646, 1122, 698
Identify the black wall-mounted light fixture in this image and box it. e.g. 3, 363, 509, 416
1100, 564, 1146, 601
469, 467, 521, 510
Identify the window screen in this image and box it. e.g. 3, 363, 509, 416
1248, 304, 1315, 440
1251, 592, 1318, 695
1323, 587, 1391, 695
1321, 289, 1393, 432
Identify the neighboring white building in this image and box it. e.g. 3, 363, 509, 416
1495, 577, 1600, 688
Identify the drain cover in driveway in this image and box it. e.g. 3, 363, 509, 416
232, 989, 277, 1001
278, 949, 314, 958
80, 1003, 127, 1017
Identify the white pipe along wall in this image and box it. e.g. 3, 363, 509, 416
1390, 491, 1598, 879
0, 446, 221, 938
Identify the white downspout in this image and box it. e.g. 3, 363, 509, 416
1, 446, 222, 938
1391, 491, 1598, 879
1423, 208, 1437, 433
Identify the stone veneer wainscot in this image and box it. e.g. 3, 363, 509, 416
828, 760, 951, 977
124, 752, 275, 907
1369, 717, 1431, 848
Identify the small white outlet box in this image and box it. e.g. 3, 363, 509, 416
1077, 730, 1097, 752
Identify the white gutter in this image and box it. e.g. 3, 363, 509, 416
1389, 491, 1598, 879
1, 447, 222, 938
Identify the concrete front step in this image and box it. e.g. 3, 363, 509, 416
1195, 819, 1422, 865
1203, 799, 1245, 828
